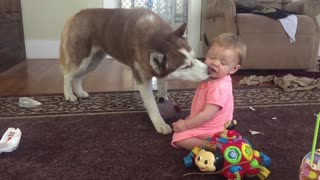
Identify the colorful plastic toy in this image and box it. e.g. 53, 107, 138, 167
184, 120, 271, 180
299, 112, 320, 179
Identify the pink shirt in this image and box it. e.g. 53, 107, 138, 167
171, 75, 234, 147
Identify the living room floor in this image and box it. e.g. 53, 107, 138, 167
1, 58, 318, 96
0, 59, 249, 96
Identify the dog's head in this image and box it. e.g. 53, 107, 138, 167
149, 23, 209, 81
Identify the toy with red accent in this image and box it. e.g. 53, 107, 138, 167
299, 112, 320, 179
184, 120, 271, 180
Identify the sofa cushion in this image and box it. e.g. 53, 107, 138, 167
236, 14, 316, 34
257, 0, 283, 8
257, 0, 281, 2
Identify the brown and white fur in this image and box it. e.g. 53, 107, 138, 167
59, 8, 210, 134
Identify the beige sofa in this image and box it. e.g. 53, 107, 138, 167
203, 0, 320, 70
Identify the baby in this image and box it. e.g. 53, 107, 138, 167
171, 33, 247, 150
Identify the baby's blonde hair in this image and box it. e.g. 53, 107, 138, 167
209, 33, 247, 65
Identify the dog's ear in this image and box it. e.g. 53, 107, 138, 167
149, 51, 167, 75
174, 23, 187, 37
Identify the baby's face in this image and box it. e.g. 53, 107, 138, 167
205, 46, 240, 79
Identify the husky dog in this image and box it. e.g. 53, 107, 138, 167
59, 8, 210, 134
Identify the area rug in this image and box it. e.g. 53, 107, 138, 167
1, 87, 320, 118
0, 87, 320, 180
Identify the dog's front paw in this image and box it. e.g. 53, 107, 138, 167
65, 93, 77, 101
75, 90, 89, 98
155, 123, 172, 134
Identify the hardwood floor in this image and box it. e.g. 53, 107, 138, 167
9, 57, 317, 97
2, 59, 240, 96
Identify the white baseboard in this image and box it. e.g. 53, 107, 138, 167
25, 40, 60, 59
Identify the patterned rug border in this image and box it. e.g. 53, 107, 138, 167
1, 104, 319, 120
1, 87, 320, 118
0, 86, 274, 97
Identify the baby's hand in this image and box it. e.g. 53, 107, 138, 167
172, 119, 188, 132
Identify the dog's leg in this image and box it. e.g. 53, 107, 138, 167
60, 42, 78, 101
73, 78, 89, 98
72, 48, 106, 99
138, 80, 172, 134
63, 72, 78, 101
156, 78, 169, 102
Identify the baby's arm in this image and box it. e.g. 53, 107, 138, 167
185, 104, 221, 129
172, 104, 220, 132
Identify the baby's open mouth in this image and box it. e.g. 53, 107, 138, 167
207, 67, 215, 75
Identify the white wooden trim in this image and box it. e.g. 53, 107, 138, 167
25, 40, 60, 59
103, 0, 118, 8
318, 42, 320, 56
187, 0, 201, 58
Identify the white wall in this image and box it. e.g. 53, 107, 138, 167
22, 0, 104, 59
23, 0, 202, 59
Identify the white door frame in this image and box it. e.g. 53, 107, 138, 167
103, 0, 201, 57
103, 0, 118, 8
187, 0, 201, 57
